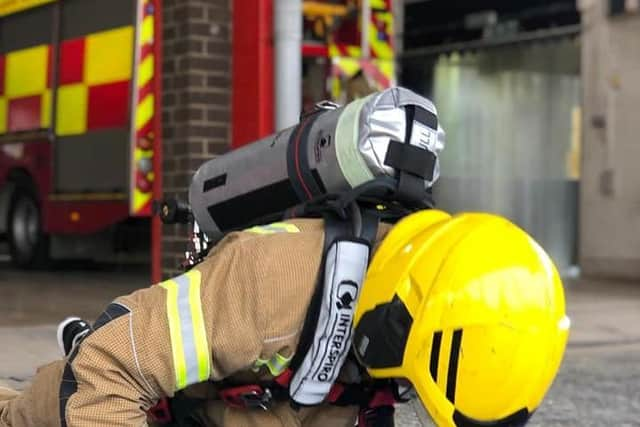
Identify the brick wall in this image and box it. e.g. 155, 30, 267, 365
161, 0, 232, 278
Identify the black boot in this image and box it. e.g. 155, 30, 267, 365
56, 317, 92, 356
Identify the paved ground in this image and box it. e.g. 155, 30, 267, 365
1, 262, 639, 426
0, 262, 148, 389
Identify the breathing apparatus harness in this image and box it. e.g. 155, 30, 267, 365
151, 101, 438, 427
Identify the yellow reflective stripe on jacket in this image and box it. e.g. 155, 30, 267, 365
245, 222, 300, 235
160, 270, 211, 390
252, 352, 293, 376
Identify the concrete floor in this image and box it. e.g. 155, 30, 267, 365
1, 262, 639, 426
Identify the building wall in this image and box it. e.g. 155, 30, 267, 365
428, 40, 581, 272
579, 0, 640, 278
161, 0, 231, 278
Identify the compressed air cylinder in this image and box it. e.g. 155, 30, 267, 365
189, 87, 445, 236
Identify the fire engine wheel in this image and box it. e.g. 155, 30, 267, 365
8, 186, 48, 268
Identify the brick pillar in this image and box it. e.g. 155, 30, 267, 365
161, 0, 231, 278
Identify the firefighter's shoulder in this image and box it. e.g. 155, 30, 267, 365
201, 217, 325, 265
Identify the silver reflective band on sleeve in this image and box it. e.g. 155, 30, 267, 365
289, 239, 370, 405
160, 270, 211, 390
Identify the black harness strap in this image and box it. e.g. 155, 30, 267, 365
396, 173, 426, 205
288, 214, 353, 374
360, 210, 380, 245
289, 208, 379, 373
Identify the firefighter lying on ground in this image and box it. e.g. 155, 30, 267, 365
0, 209, 569, 427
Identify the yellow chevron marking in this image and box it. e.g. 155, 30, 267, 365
136, 94, 154, 131
138, 54, 154, 89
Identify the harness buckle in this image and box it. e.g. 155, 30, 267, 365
219, 385, 273, 410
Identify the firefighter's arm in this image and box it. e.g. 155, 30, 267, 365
59, 235, 264, 426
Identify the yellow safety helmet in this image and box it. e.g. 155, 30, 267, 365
353, 210, 570, 426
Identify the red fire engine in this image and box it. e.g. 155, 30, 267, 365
0, 0, 162, 267
0, 0, 393, 275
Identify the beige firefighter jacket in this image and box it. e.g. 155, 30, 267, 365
0, 218, 391, 426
